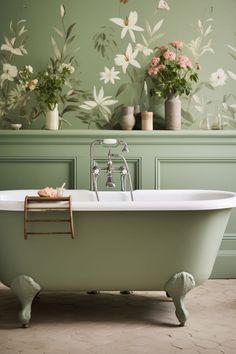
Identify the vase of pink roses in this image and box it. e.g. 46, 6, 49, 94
147, 41, 200, 130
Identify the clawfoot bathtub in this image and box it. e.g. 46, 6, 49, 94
1, 189, 236, 327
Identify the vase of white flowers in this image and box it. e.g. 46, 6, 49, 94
37, 63, 74, 130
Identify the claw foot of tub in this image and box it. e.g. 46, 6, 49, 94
11, 275, 41, 327
164, 272, 195, 326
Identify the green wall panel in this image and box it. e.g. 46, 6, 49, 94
157, 159, 236, 191
156, 158, 236, 236
0, 158, 76, 189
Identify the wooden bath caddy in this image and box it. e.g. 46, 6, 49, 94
24, 196, 74, 240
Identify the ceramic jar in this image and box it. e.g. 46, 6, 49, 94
165, 94, 181, 130
141, 112, 153, 131
120, 106, 135, 130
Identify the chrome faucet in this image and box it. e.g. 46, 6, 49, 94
90, 139, 134, 201
106, 151, 116, 188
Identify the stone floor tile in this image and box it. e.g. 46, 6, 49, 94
1, 280, 236, 353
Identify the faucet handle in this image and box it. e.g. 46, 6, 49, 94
120, 166, 128, 175
93, 165, 100, 175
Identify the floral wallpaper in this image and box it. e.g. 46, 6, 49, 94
0, 0, 236, 130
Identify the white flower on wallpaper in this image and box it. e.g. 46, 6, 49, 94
1, 22, 28, 56
100, 66, 120, 84
209, 68, 228, 87
110, 11, 144, 43
0, 63, 18, 84
157, 0, 170, 11
114, 43, 141, 73
80, 86, 118, 118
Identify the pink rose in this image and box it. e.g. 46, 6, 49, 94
170, 40, 183, 49
178, 55, 192, 69
163, 51, 176, 61
150, 57, 160, 66
148, 66, 159, 76
159, 45, 168, 52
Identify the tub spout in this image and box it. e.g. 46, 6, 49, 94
106, 175, 116, 188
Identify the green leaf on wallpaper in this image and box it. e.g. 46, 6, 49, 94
93, 26, 117, 59
54, 27, 64, 38
152, 19, 164, 35
149, 33, 164, 45
115, 83, 130, 97
9, 20, 15, 34
181, 109, 194, 123
66, 35, 76, 46
62, 105, 79, 114
60, 117, 72, 126
18, 25, 27, 37
66, 24, 76, 40
204, 25, 212, 37
66, 97, 80, 103
227, 44, 236, 53
229, 53, 236, 61
51, 36, 61, 60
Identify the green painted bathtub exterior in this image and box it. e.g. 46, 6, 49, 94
0, 129, 236, 278
0, 208, 231, 290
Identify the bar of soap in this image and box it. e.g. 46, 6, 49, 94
37, 187, 57, 197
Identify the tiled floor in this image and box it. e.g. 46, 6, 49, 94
0, 280, 236, 354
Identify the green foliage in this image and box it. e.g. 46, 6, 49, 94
38, 3, 85, 128
36, 63, 75, 111
0, 20, 40, 128
93, 26, 118, 60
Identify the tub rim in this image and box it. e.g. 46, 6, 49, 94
0, 189, 236, 211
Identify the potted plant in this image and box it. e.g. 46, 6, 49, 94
146, 41, 200, 130
36, 63, 75, 130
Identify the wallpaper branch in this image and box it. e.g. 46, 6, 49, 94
0, 0, 235, 130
